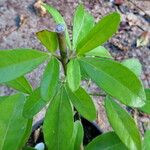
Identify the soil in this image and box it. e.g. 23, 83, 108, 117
0, 0, 150, 137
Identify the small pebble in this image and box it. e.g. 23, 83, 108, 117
110, 0, 124, 6
34, 142, 45, 150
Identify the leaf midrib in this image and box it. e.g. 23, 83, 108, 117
80, 59, 141, 102
14, 79, 30, 93
66, 87, 94, 120
57, 90, 63, 150
78, 14, 118, 53
0, 54, 47, 69
69, 90, 88, 111
25, 98, 45, 118
7, 77, 31, 94
73, 9, 85, 48
108, 101, 140, 150
1, 101, 18, 150
104, 142, 124, 150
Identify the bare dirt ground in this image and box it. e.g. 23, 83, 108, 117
0, 0, 150, 134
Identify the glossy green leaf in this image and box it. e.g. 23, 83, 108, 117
43, 3, 71, 49
67, 59, 81, 91
36, 30, 58, 52
18, 119, 33, 149
66, 86, 96, 121
80, 66, 89, 80
77, 12, 120, 55
79, 57, 145, 107
0, 49, 49, 83
85, 46, 112, 58
23, 88, 47, 119
4, 76, 32, 94
73, 4, 94, 49
143, 130, 150, 150
69, 121, 84, 150
139, 89, 150, 114
41, 57, 59, 101
105, 96, 142, 150
121, 58, 142, 77
43, 86, 73, 150
0, 94, 29, 150
85, 132, 128, 150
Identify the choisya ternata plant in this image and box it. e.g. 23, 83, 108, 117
0, 3, 150, 150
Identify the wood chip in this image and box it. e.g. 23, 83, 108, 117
19, 15, 27, 27
34, 127, 41, 143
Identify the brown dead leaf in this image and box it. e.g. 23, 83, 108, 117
34, 0, 47, 17
136, 31, 150, 47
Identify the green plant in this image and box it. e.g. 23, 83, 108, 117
0, 3, 150, 150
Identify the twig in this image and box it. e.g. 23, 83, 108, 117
110, 39, 129, 51
0, 26, 17, 41
128, 0, 150, 18
89, 93, 106, 97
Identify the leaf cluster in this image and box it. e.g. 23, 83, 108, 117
0, 3, 149, 150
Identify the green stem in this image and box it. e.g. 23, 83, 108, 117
56, 24, 68, 75
56, 25, 82, 122
52, 53, 61, 61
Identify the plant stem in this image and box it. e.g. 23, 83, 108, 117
74, 109, 81, 121
133, 109, 138, 125
55, 25, 82, 123
52, 53, 61, 61
56, 24, 68, 75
